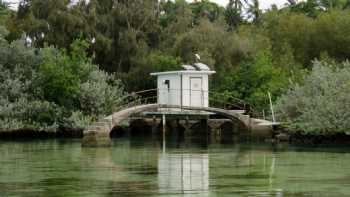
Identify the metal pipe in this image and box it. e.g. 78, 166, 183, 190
268, 92, 276, 123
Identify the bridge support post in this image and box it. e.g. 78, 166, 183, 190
82, 125, 112, 147
162, 114, 166, 153
208, 120, 222, 143
220, 121, 236, 144
162, 114, 166, 136
199, 118, 209, 143
151, 115, 158, 136
183, 116, 192, 144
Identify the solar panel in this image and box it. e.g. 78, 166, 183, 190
193, 63, 210, 71
182, 65, 196, 70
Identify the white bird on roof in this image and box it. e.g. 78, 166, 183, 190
195, 54, 201, 62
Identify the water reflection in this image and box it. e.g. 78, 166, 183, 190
1, 139, 350, 196
158, 153, 209, 196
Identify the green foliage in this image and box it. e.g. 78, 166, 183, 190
310, 10, 350, 62
78, 68, 125, 117
64, 111, 93, 129
37, 38, 94, 107
246, 0, 262, 23
0, 0, 10, 26
0, 31, 125, 130
190, 0, 223, 23
121, 51, 181, 91
12, 0, 160, 73
276, 61, 350, 134
6, 0, 350, 80
38, 47, 80, 107
214, 50, 289, 111
3, 0, 350, 135
38, 38, 126, 117
261, 11, 313, 66
225, 0, 245, 30
261, 8, 350, 67
0, 38, 60, 129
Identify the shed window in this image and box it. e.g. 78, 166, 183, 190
164, 80, 170, 90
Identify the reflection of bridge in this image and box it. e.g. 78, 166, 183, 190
82, 90, 278, 147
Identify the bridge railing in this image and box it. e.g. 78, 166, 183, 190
111, 88, 260, 116
113, 95, 157, 112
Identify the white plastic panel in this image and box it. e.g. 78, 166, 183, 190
157, 74, 181, 106
193, 63, 210, 71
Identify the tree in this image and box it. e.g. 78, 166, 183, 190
246, 0, 262, 23
287, 0, 321, 17
37, 38, 125, 117
310, 10, 350, 63
11, 0, 161, 74
190, 0, 223, 23
261, 11, 313, 67
214, 50, 289, 112
120, 51, 181, 91
319, 0, 348, 10
0, 0, 10, 25
225, 0, 246, 30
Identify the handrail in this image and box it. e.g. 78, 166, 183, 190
113, 88, 257, 116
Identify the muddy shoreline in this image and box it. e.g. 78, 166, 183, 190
1, 128, 350, 145
0, 128, 83, 139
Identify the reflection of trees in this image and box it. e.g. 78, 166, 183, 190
81, 140, 160, 197
208, 144, 279, 196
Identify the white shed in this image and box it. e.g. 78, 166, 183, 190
150, 63, 215, 108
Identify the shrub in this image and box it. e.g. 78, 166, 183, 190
79, 69, 125, 117
0, 29, 126, 130
275, 61, 350, 135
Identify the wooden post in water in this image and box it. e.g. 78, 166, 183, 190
162, 114, 166, 153
162, 114, 166, 135
151, 115, 158, 138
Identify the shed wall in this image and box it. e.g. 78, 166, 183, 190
156, 73, 210, 108
157, 74, 181, 106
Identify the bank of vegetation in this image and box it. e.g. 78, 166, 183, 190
0, 0, 349, 136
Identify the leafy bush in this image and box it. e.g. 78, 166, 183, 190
63, 111, 92, 129
276, 61, 350, 135
79, 69, 125, 117
0, 28, 126, 130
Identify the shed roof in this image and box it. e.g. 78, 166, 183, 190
150, 70, 215, 76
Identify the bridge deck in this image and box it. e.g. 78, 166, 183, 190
143, 110, 214, 116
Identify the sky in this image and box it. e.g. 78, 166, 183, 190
188, 0, 289, 10
6, 0, 290, 10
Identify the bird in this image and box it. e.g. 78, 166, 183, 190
195, 54, 201, 62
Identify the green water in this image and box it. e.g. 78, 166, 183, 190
0, 138, 350, 197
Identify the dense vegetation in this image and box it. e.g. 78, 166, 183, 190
0, 0, 350, 134
0, 27, 125, 130
276, 61, 350, 135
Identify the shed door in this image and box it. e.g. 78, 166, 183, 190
190, 77, 203, 107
